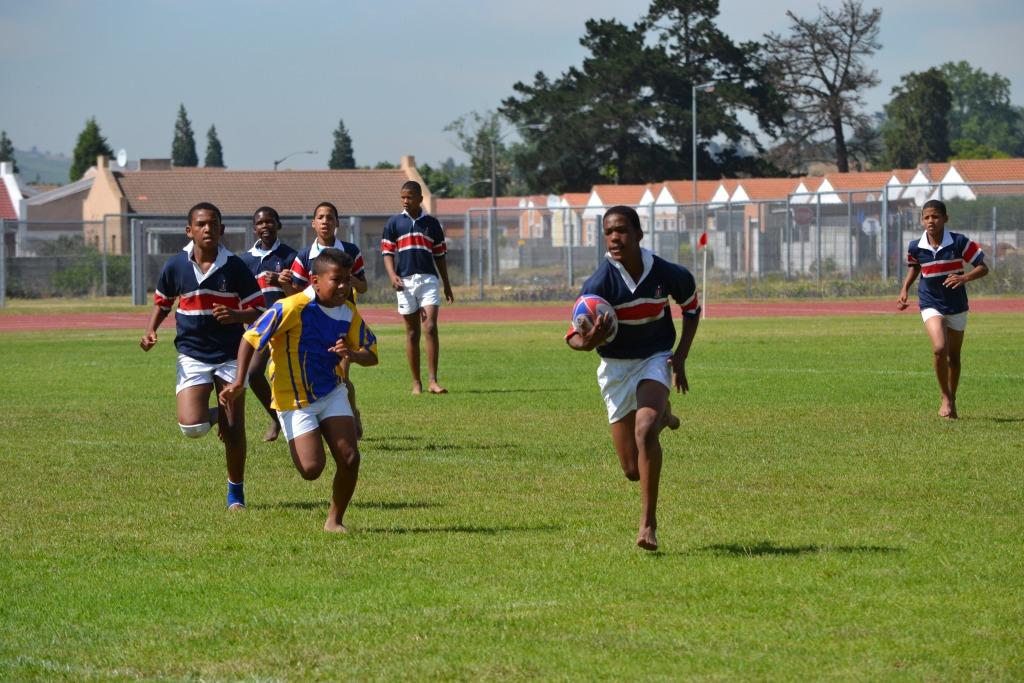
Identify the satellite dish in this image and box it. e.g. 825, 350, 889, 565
116, 149, 128, 168
913, 189, 928, 207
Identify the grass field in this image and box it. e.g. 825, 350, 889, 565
1, 313, 1022, 680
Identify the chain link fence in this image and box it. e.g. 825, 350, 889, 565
2, 182, 1022, 307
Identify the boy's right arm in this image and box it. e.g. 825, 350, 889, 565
383, 255, 403, 290
897, 265, 920, 310
140, 305, 170, 351
566, 313, 614, 352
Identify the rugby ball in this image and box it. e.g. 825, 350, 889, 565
572, 294, 618, 344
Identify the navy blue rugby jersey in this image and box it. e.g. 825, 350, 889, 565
239, 239, 298, 307
907, 230, 984, 315
154, 244, 265, 363
569, 249, 700, 360
380, 210, 446, 277
289, 239, 365, 289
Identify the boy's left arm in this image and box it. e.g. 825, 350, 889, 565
670, 269, 701, 393
435, 257, 455, 304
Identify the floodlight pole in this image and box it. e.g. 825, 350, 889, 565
273, 150, 317, 170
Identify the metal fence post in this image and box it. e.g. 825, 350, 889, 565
726, 201, 733, 283
131, 218, 147, 305
847, 193, 854, 280
991, 205, 998, 271
101, 216, 109, 296
477, 212, 484, 300
486, 207, 494, 286
785, 197, 792, 280
0, 218, 5, 308
463, 211, 471, 287
564, 207, 574, 288
881, 191, 889, 281
815, 194, 822, 283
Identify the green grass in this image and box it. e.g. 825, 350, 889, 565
1, 314, 1022, 681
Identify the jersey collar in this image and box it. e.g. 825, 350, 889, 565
309, 238, 345, 259
605, 247, 654, 293
917, 229, 953, 253
403, 209, 430, 221
183, 242, 231, 284
248, 239, 281, 258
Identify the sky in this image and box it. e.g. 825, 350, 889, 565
2, 0, 1023, 173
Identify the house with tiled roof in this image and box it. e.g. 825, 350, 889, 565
0, 162, 18, 223
551, 192, 589, 248
898, 162, 952, 204
82, 155, 429, 258
931, 158, 1024, 201
580, 184, 650, 246
815, 172, 899, 204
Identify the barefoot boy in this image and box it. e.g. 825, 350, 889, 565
897, 199, 988, 419
566, 206, 700, 551
140, 202, 265, 509
220, 248, 378, 532
381, 181, 454, 394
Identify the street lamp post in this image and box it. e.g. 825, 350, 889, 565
692, 81, 715, 320
273, 149, 317, 170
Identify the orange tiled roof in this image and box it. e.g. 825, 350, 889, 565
915, 162, 951, 182
433, 196, 523, 216
561, 192, 590, 207
660, 180, 723, 204
116, 168, 414, 216
0, 184, 16, 220
591, 184, 651, 206
733, 177, 802, 200
823, 171, 896, 191
949, 158, 1024, 183
890, 169, 917, 184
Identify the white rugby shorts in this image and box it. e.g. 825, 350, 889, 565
596, 351, 672, 423
396, 273, 441, 315
277, 383, 353, 441
176, 354, 243, 394
921, 308, 968, 332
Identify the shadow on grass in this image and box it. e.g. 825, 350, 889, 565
359, 523, 561, 536
258, 500, 442, 512
369, 442, 517, 453
973, 416, 1024, 424
456, 388, 560, 395
696, 541, 903, 557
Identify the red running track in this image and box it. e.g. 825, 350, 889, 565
1, 298, 1022, 332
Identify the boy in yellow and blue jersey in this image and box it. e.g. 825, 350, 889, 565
220, 248, 378, 532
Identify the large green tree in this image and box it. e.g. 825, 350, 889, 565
765, 0, 882, 173
0, 130, 16, 173
171, 104, 198, 167
329, 119, 356, 169
940, 61, 1023, 156
70, 117, 114, 181
204, 124, 224, 168
502, 1, 782, 193
882, 68, 952, 167
444, 111, 521, 198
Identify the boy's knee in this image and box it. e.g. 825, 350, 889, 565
423, 321, 438, 337
634, 414, 660, 444
948, 353, 962, 367
298, 463, 325, 481
406, 327, 421, 341
932, 346, 948, 360
179, 422, 211, 438
338, 448, 361, 471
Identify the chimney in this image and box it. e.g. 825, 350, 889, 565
0, 161, 11, 176
97, 155, 109, 170
400, 155, 416, 171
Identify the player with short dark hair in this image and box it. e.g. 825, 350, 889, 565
220, 247, 378, 532
566, 205, 701, 551
381, 181, 454, 394
140, 202, 265, 509
239, 206, 298, 441
897, 199, 989, 418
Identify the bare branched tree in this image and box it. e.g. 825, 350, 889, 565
765, 0, 882, 173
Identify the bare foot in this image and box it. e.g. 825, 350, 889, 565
428, 381, 448, 394
324, 518, 348, 533
412, 382, 423, 395
263, 419, 280, 442
637, 526, 659, 551
661, 402, 680, 431
939, 397, 957, 419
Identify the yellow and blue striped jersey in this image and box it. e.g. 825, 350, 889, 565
242, 287, 377, 411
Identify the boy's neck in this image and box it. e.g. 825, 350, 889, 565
192, 242, 219, 263
259, 238, 276, 249
406, 207, 423, 219
317, 236, 334, 247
